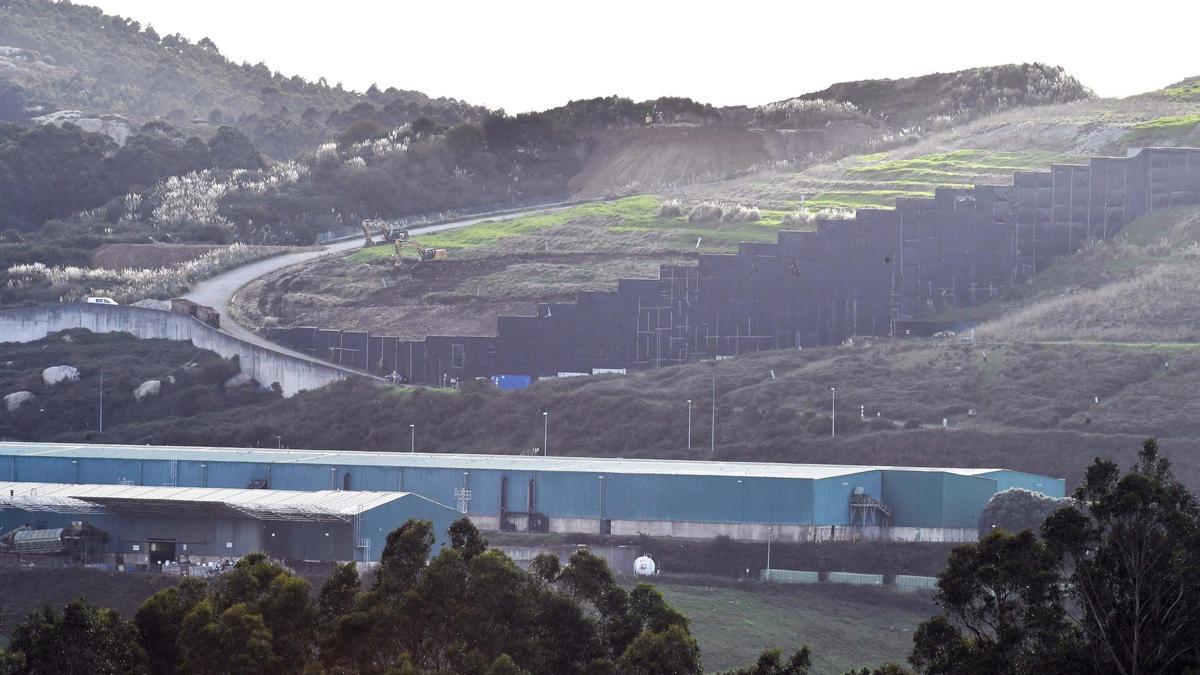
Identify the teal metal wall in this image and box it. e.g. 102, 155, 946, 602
0, 446, 1064, 531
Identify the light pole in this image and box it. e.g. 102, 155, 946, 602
766, 525, 773, 575
686, 400, 693, 450
830, 387, 837, 438
543, 411, 549, 456
710, 377, 716, 453
98, 368, 104, 433
409, 424, 415, 453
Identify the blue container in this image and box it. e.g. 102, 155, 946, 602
491, 375, 532, 390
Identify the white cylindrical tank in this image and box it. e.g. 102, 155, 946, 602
634, 554, 657, 576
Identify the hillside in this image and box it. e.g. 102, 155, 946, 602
0, 0, 484, 158
0, 329, 280, 441
792, 63, 1091, 130
7, 328, 1200, 489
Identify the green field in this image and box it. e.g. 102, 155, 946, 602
348, 196, 796, 262
650, 578, 928, 673
843, 149, 1074, 186
1121, 114, 1200, 145
793, 150, 1078, 212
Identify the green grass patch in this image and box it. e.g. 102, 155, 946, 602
803, 190, 933, 210
348, 196, 794, 260
1161, 79, 1200, 99
1122, 114, 1200, 146
650, 578, 927, 673
845, 149, 1077, 185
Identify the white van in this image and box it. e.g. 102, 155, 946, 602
85, 297, 119, 306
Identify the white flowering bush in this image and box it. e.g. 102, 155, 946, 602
755, 98, 866, 128
781, 208, 856, 228
658, 199, 684, 218
687, 201, 724, 223
721, 204, 761, 223
7, 243, 281, 303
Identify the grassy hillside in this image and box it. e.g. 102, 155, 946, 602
12, 328, 1200, 489
930, 204, 1200, 342
0, 0, 483, 157
652, 578, 928, 673
0, 564, 926, 673
0, 329, 279, 441
233, 196, 794, 337
793, 63, 1091, 130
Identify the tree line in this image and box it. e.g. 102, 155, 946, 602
0, 438, 1191, 674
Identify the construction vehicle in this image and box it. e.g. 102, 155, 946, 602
361, 219, 409, 247
395, 239, 447, 263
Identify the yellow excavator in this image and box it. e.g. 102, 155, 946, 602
361, 219, 410, 247
395, 239, 447, 263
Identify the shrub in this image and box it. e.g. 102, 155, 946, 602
687, 201, 723, 223
657, 199, 683, 218
781, 208, 856, 228
720, 204, 761, 223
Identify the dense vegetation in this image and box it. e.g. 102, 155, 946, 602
0, 518, 865, 675
0, 0, 483, 158
791, 63, 1092, 131
912, 438, 1200, 674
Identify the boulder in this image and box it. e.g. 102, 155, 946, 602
4, 391, 36, 412
133, 379, 162, 401
42, 365, 80, 386
223, 373, 255, 389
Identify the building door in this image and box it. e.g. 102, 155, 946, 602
148, 540, 176, 564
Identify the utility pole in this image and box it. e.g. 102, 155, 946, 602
409, 424, 415, 453
543, 411, 549, 456
830, 387, 836, 438
767, 525, 773, 574
686, 400, 693, 450
710, 377, 716, 453
98, 368, 104, 433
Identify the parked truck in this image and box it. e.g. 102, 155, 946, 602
170, 298, 221, 329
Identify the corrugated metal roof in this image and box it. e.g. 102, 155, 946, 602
0, 481, 415, 521
0, 442, 1029, 481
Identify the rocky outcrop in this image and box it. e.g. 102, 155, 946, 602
4, 391, 36, 412
42, 365, 80, 386
133, 379, 162, 401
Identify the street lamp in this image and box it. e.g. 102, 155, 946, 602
409, 424, 415, 453
686, 400, 693, 450
830, 387, 837, 438
543, 411, 549, 456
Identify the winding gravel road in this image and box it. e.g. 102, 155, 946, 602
182, 206, 569, 364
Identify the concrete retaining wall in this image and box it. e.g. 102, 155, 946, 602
472, 514, 979, 543
0, 304, 356, 396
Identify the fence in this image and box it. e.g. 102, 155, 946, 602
761, 567, 937, 593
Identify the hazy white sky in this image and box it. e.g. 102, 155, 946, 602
89, 0, 1199, 112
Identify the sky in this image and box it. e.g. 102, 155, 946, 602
88, 0, 1200, 113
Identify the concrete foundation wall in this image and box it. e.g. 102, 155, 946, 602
0, 304, 356, 396
470, 514, 978, 543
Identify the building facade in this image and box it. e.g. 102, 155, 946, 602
0, 443, 1064, 544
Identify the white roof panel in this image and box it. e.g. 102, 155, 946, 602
0, 481, 416, 521
0, 442, 1022, 481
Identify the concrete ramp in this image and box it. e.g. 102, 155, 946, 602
0, 304, 361, 396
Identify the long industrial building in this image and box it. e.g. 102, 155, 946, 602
0, 443, 1064, 564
